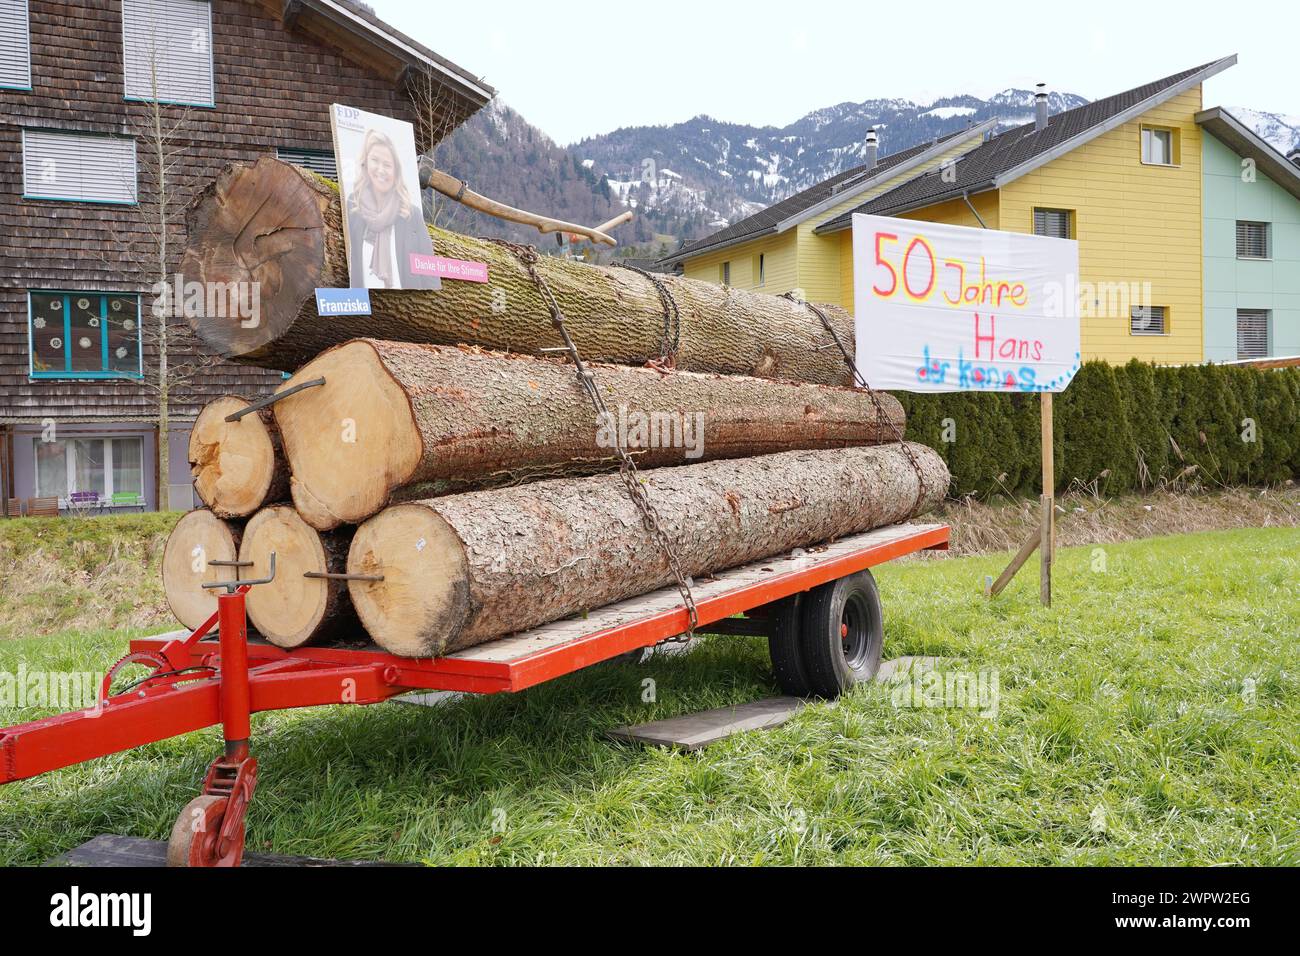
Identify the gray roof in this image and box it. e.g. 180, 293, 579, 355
659, 126, 989, 265
1195, 107, 1300, 203
815, 56, 1237, 233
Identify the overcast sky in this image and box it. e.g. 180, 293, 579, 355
367, 0, 1295, 145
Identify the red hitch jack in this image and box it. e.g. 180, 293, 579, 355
163, 555, 275, 867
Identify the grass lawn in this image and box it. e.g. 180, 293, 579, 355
1, 526, 1296, 866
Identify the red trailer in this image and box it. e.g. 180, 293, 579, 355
0, 521, 948, 867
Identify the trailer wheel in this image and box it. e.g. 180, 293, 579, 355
166, 795, 244, 867
767, 594, 812, 697
799, 570, 884, 698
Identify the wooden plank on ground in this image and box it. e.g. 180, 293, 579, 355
47, 834, 409, 868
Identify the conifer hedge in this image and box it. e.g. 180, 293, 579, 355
891, 361, 1300, 497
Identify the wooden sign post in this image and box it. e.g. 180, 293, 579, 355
1040, 393, 1054, 608
987, 393, 1055, 606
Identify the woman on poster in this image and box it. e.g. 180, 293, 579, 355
346, 128, 438, 290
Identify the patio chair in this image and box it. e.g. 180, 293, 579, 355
26, 496, 59, 517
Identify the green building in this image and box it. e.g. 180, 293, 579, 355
1196, 108, 1300, 363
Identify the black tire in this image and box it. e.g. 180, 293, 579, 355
799, 570, 884, 698
766, 594, 813, 697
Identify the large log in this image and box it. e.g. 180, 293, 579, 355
179, 156, 855, 384
274, 339, 906, 530
238, 506, 357, 649
189, 397, 290, 519
161, 509, 241, 630
346, 443, 949, 657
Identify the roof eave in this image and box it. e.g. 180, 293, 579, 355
658, 226, 780, 266
1195, 106, 1300, 202
814, 181, 998, 234
990, 54, 1237, 191
299, 0, 495, 106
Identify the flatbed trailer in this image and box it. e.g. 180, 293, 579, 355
0, 521, 949, 866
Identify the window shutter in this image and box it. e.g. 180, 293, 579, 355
1033, 208, 1071, 239
276, 148, 338, 180
0, 0, 29, 89
22, 130, 137, 203
122, 0, 214, 106
1236, 310, 1269, 360
1130, 306, 1167, 335
1235, 221, 1269, 259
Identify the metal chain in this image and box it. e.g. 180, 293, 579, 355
781, 292, 930, 518
490, 238, 699, 634
612, 261, 682, 363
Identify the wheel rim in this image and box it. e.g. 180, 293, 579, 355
840, 593, 872, 668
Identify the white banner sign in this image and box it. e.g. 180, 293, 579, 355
851, 213, 1081, 393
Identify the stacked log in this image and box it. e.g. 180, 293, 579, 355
189, 397, 289, 518
161, 509, 241, 631
238, 507, 357, 649
346, 443, 948, 658
160, 159, 951, 658
179, 156, 856, 384
271, 339, 905, 530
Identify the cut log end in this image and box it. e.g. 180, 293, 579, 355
277, 341, 423, 531
189, 397, 283, 518
180, 155, 328, 360
239, 506, 336, 649
346, 504, 470, 657
161, 510, 240, 631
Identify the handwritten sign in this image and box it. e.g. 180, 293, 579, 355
409, 254, 490, 283
851, 213, 1080, 393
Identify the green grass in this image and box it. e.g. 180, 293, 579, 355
1, 526, 1297, 866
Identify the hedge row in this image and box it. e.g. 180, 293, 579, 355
891, 361, 1300, 497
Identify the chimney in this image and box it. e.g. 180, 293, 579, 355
1034, 83, 1049, 132
864, 127, 878, 170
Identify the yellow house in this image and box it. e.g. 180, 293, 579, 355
663, 56, 1240, 365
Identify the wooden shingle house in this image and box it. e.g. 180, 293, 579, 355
0, 0, 492, 514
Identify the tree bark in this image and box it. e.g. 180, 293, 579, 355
161, 509, 241, 630
180, 156, 856, 385
238, 506, 358, 648
189, 397, 290, 518
345, 443, 949, 657
275, 339, 906, 530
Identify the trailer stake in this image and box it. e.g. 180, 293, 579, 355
224, 378, 326, 422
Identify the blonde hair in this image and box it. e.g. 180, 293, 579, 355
352, 128, 415, 218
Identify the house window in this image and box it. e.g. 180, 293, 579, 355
28, 292, 143, 379
1236, 221, 1270, 260
721, 261, 731, 285
756, 253, 766, 286
1141, 126, 1176, 166
0, 0, 30, 90
1130, 305, 1168, 336
1033, 208, 1073, 239
34, 436, 145, 504
22, 130, 137, 203
276, 147, 338, 180
122, 0, 214, 107
1236, 309, 1270, 360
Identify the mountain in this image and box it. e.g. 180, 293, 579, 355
435, 94, 1300, 259
1225, 107, 1300, 156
